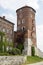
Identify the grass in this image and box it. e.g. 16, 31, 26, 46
26, 56, 43, 64
22, 56, 43, 65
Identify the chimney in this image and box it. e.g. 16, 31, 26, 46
3, 16, 5, 19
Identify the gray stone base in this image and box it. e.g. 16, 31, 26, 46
23, 38, 33, 56
0, 56, 27, 65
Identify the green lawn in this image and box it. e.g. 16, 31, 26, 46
22, 56, 43, 65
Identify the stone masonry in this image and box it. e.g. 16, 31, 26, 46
16, 6, 36, 55
0, 56, 26, 65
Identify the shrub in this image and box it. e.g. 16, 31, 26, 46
12, 48, 21, 55
31, 46, 35, 56
17, 43, 24, 53
0, 53, 9, 56
7, 49, 12, 54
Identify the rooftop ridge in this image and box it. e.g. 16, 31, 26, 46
0, 16, 15, 25
16, 6, 36, 13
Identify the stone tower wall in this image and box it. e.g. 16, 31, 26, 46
16, 6, 36, 55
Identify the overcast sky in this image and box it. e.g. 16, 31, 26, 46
0, 0, 43, 52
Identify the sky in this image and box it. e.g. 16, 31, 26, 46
0, 0, 43, 52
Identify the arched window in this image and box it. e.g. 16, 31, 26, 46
21, 26, 26, 31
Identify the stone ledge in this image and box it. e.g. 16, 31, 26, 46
0, 56, 27, 65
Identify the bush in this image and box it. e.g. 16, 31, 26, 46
31, 46, 35, 56
7, 49, 12, 54
17, 43, 24, 53
0, 53, 9, 56
12, 48, 21, 55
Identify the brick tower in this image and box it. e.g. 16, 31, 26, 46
16, 6, 36, 55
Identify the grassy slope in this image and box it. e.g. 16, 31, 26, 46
26, 56, 43, 64
22, 56, 43, 65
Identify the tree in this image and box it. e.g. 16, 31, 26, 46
31, 46, 35, 56
0, 31, 5, 52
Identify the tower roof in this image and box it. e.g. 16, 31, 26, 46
16, 6, 36, 13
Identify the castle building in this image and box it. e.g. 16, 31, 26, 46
0, 16, 14, 43
16, 6, 36, 55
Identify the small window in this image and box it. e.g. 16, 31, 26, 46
22, 19, 25, 24
10, 30, 12, 34
7, 29, 9, 33
17, 26, 20, 31
18, 20, 21, 25
3, 28, 6, 32
21, 26, 25, 31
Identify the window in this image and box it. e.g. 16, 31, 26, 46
7, 29, 9, 33
18, 20, 21, 25
10, 30, 12, 34
22, 19, 25, 24
3, 28, 5, 32
21, 26, 25, 31
17, 26, 20, 31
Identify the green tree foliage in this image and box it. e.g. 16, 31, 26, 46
17, 43, 24, 53
0, 31, 5, 52
31, 46, 35, 56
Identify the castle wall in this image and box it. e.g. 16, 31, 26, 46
16, 6, 36, 55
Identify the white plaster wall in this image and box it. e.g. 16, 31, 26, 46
23, 38, 32, 56
27, 38, 32, 55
